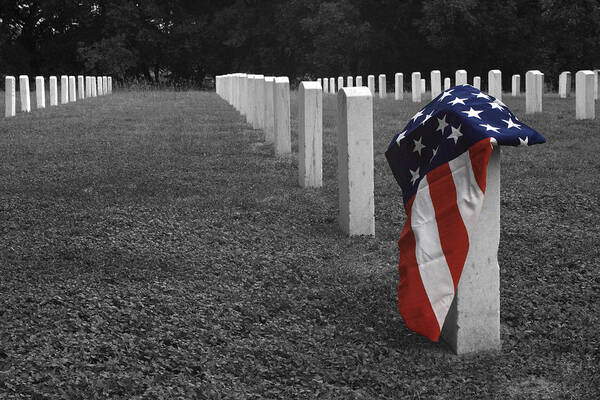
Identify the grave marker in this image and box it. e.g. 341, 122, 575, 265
96, 76, 103, 96
559, 72, 572, 98
255, 74, 265, 129
594, 69, 599, 100
367, 75, 375, 96
379, 74, 387, 98
273, 77, 291, 156
50, 76, 58, 106
431, 70, 441, 99
264, 76, 276, 143
4, 76, 16, 117
420, 78, 426, 94
19, 75, 31, 112
323, 77, 329, 93
526, 70, 544, 114
337, 87, 374, 236
444, 78, 451, 91
108, 76, 113, 94
330, 77, 336, 94
91, 76, 97, 97
412, 72, 421, 102
576, 70, 595, 120
356, 76, 363, 87
473, 76, 481, 90
488, 69, 502, 100
347, 76, 354, 87
338, 76, 344, 91
298, 81, 323, 188
35, 76, 45, 109
69, 76, 77, 102
511, 75, 520, 96
103, 76, 108, 95
455, 69, 467, 86
77, 75, 85, 99
395, 73, 404, 100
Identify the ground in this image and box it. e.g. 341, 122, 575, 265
0, 89, 598, 399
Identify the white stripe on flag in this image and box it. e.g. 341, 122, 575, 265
411, 176, 455, 329
449, 151, 486, 238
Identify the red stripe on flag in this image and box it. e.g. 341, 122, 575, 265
426, 163, 469, 289
398, 197, 442, 341
469, 138, 493, 194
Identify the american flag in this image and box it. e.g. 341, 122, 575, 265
385, 84, 545, 341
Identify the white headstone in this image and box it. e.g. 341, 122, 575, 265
411, 72, 421, 102
559, 71, 571, 98
455, 69, 468, 86
4, 76, 16, 117
347, 76, 353, 88
356, 76, 363, 87
444, 77, 451, 90
77, 75, 85, 99
441, 146, 501, 354
49, 76, 58, 106
431, 70, 441, 99
35, 76, 45, 109
473, 76, 481, 90
329, 77, 336, 94
103, 76, 108, 95
69, 76, 77, 102
317, 78, 322, 87
594, 69, 599, 100
367, 75, 375, 96
298, 81, 323, 188
19, 75, 31, 112
576, 70, 595, 120
85, 77, 91, 98
108, 76, 113, 94
248, 75, 258, 127
338, 76, 344, 91
395, 73, 404, 100
488, 70, 502, 100
420, 78, 426, 94
337, 87, 374, 236
91, 76, 97, 97
511, 74, 520, 96
255, 75, 265, 129
379, 74, 387, 98
323, 77, 329, 93
273, 77, 291, 156
264, 76, 275, 143
96, 76, 103, 96
525, 70, 544, 114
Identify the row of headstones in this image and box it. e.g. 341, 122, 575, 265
4, 75, 113, 118
315, 69, 597, 120
215, 72, 500, 355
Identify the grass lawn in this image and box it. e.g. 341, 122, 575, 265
0, 88, 598, 399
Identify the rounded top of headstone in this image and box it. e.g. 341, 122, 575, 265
275, 77, 289, 83
300, 81, 321, 90
339, 86, 372, 98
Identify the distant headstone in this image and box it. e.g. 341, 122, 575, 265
255, 74, 265, 129
91, 76, 98, 97
559, 72, 571, 98
594, 70, 599, 100
511, 74, 521, 96
329, 77, 336, 94
367, 75, 375, 96
488, 70, 502, 100
245, 74, 254, 124
379, 74, 387, 98
49, 76, 58, 106
431, 70, 441, 99
4, 76, 16, 117
85, 77, 91, 98
576, 70, 595, 120
69, 76, 77, 102
77, 75, 85, 99
347, 76, 353, 87
337, 87, 374, 236
455, 69, 468, 86
108, 76, 113, 94
96, 76, 103, 96
19, 75, 31, 112
420, 78, 426, 94
412, 72, 422, 102
473, 76, 481, 90
323, 77, 329, 93
444, 77, 451, 90
298, 81, 323, 188
338, 76, 344, 91
102, 76, 108, 95
264, 76, 276, 143
273, 77, 291, 155
317, 78, 322, 87
35, 76, 45, 109
395, 73, 404, 100
356, 76, 363, 87
525, 70, 544, 114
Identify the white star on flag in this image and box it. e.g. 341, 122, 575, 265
410, 167, 420, 184
462, 107, 484, 119
413, 137, 426, 155
449, 97, 467, 106
421, 112, 433, 125
395, 131, 407, 144
448, 125, 463, 143
502, 117, 521, 129
436, 115, 450, 134
439, 90, 454, 102
411, 110, 424, 122
473, 92, 490, 99
519, 137, 529, 147
489, 101, 505, 111
480, 123, 500, 133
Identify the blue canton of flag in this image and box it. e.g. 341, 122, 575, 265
386, 84, 546, 205
385, 84, 546, 342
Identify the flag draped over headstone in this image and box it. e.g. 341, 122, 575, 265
385, 85, 545, 342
